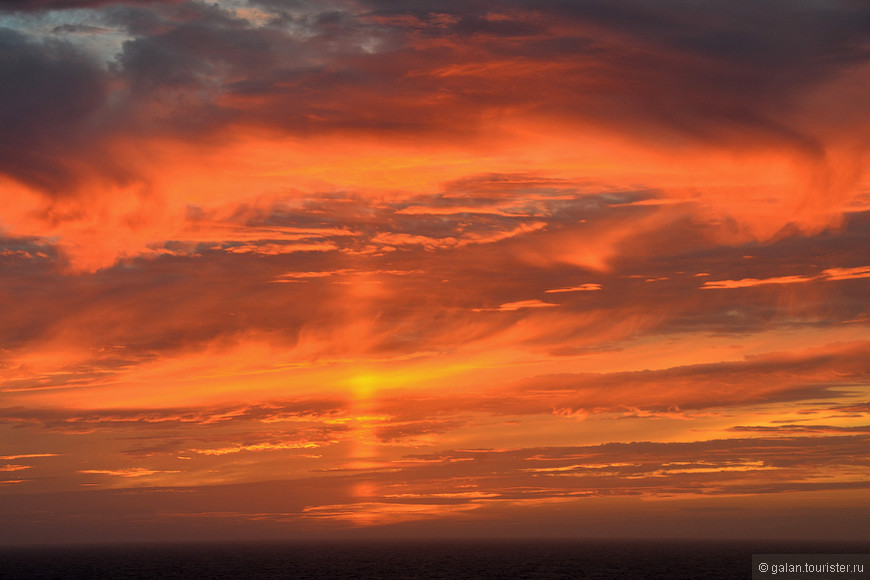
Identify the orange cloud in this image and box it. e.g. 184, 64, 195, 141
701, 275, 818, 289
474, 299, 559, 312
545, 284, 602, 293
0, 465, 32, 472
822, 266, 870, 281
189, 441, 323, 456
702, 265, 870, 288
78, 468, 181, 478
1, 0, 869, 544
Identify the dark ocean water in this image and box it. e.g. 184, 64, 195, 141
0, 540, 863, 579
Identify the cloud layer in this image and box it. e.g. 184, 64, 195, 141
1, 0, 869, 544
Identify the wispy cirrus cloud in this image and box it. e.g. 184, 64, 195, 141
823, 266, 870, 281
545, 283, 602, 293
0, 453, 60, 460
0, 465, 32, 472
701, 266, 870, 289
701, 275, 818, 290
473, 299, 559, 313
189, 441, 324, 456
78, 468, 181, 478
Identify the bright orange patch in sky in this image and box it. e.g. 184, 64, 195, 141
0, 0, 869, 545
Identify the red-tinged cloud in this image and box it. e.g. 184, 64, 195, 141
474, 299, 559, 313
368, 341, 870, 425
538, 344, 870, 415
545, 284, 602, 293
728, 425, 870, 434
395, 205, 518, 217
0, 453, 60, 460
0, 400, 347, 430
1, 0, 869, 544
701, 265, 870, 289
829, 403, 870, 415
221, 242, 340, 255
823, 265, 870, 281
0, 0, 867, 270
189, 441, 322, 456
78, 468, 181, 477
0, 465, 32, 472
400, 435, 870, 486
701, 275, 818, 289
371, 222, 547, 252
0, 433, 868, 543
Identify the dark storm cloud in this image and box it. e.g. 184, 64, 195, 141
2, 0, 868, 197
362, 0, 870, 82
0, 28, 118, 194
110, 3, 278, 93
101, 0, 866, 147
557, 0, 870, 152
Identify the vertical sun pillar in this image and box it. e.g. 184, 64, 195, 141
346, 372, 381, 502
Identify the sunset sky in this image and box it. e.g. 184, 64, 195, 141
1, 0, 869, 545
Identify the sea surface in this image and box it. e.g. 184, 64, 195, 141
0, 539, 864, 579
